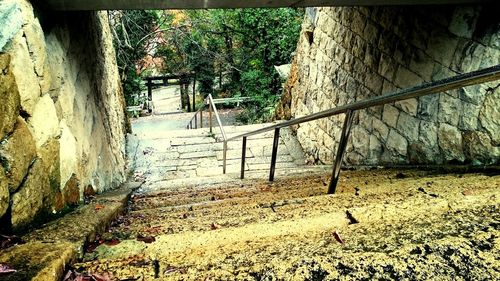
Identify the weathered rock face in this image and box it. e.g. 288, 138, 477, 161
0, 117, 37, 193
11, 158, 47, 231
285, 6, 500, 166
0, 0, 127, 232
0, 169, 8, 218
0, 54, 20, 140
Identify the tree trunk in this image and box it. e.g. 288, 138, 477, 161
185, 83, 191, 112
180, 84, 186, 110
192, 75, 197, 111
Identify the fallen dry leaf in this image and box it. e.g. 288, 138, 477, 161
0, 234, 25, 250
0, 264, 16, 275
95, 204, 105, 211
104, 238, 121, 246
332, 231, 344, 244
462, 189, 473, 196
137, 234, 156, 243
63, 268, 114, 281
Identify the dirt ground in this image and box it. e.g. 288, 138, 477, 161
74, 169, 500, 280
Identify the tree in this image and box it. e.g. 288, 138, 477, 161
109, 8, 303, 120
109, 10, 159, 105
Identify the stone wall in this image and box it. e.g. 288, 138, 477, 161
285, 5, 499, 166
0, 0, 127, 232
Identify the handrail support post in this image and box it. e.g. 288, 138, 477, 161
200, 110, 203, 128
328, 110, 355, 194
223, 140, 227, 174
241, 136, 247, 179
209, 103, 213, 133
269, 128, 281, 182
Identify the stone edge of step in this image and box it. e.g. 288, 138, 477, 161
0, 181, 142, 281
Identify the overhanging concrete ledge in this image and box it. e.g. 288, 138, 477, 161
38, 0, 493, 11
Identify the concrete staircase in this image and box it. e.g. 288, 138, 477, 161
74, 168, 499, 280
72, 119, 500, 280
129, 122, 330, 193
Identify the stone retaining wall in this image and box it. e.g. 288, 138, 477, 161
284, 5, 499, 166
0, 0, 127, 232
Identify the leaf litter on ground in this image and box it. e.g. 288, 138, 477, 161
0, 234, 25, 250
63, 268, 114, 281
136, 234, 155, 243
0, 264, 16, 275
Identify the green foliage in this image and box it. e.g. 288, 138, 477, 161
122, 68, 145, 106
109, 10, 159, 106
109, 8, 303, 115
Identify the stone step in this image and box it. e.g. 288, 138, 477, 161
74, 172, 500, 280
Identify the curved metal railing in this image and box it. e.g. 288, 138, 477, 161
225, 65, 500, 194
186, 94, 228, 173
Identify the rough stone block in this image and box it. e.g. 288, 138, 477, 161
448, 7, 480, 39
62, 173, 80, 206
426, 29, 459, 67
0, 168, 8, 218
362, 20, 379, 43
352, 34, 366, 60
340, 7, 354, 26
364, 44, 381, 71
457, 85, 484, 105
364, 72, 383, 94
378, 53, 396, 81
382, 104, 399, 128
0, 117, 37, 193
437, 123, 465, 162
431, 64, 456, 81
38, 138, 61, 210
29, 94, 60, 148
0, 53, 20, 140
351, 126, 370, 156
409, 49, 434, 81
372, 118, 389, 140
417, 94, 439, 121
377, 7, 397, 30
396, 112, 420, 142
0, 1, 23, 51
393, 13, 411, 41
11, 158, 48, 231
462, 131, 500, 165
392, 39, 415, 67
395, 98, 418, 116
343, 51, 355, 72
394, 66, 423, 89
451, 39, 484, 73
352, 58, 367, 83
408, 142, 439, 164
386, 129, 408, 156
419, 121, 438, 148
23, 18, 47, 76
367, 134, 382, 160
459, 102, 480, 131
382, 80, 398, 95
378, 30, 397, 56
479, 46, 500, 69
478, 88, 500, 145
7, 31, 41, 115
351, 10, 366, 35
409, 17, 430, 50
438, 93, 461, 126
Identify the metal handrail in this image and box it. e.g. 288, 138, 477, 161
227, 64, 500, 193
186, 105, 205, 129
186, 94, 229, 173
